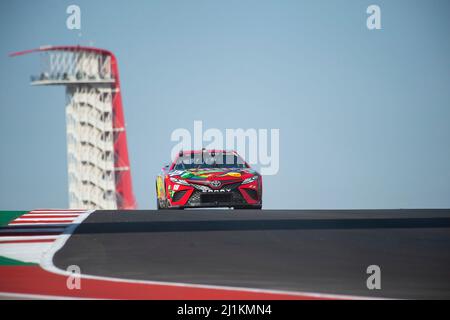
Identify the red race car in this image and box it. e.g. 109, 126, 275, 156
156, 150, 262, 209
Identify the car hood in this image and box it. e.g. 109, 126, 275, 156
168, 168, 257, 181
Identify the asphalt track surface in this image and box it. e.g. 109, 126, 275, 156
54, 209, 450, 299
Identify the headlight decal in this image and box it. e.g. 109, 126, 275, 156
241, 175, 258, 185
169, 177, 191, 186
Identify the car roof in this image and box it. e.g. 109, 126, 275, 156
170, 150, 250, 169
179, 149, 235, 154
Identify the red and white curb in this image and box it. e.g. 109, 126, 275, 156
0, 210, 91, 263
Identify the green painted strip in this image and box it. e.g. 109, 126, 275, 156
0, 211, 28, 227
0, 255, 37, 266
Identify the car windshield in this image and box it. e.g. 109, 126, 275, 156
174, 153, 247, 170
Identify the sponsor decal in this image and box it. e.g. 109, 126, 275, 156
168, 184, 175, 198
205, 189, 231, 193
168, 170, 185, 177
221, 172, 241, 178
156, 176, 164, 198
170, 168, 246, 180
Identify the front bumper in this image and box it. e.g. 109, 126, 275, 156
185, 189, 248, 208
168, 181, 262, 209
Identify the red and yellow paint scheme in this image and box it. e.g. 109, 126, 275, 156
155, 150, 262, 209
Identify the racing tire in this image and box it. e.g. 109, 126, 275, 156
156, 182, 166, 210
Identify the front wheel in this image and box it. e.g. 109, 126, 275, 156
156, 198, 163, 210
156, 181, 166, 210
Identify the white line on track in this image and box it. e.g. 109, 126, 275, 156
10, 218, 76, 223
14, 218, 76, 222
30, 210, 86, 214
6, 223, 73, 227
0, 236, 58, 242
0, 291, 89, 300
0, 228, 66, 234
18, 213, 79, 219
1, 242, 54, 263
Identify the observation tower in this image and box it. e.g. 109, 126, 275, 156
11, 46, 136, 210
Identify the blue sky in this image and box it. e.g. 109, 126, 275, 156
1, 0, 449, 210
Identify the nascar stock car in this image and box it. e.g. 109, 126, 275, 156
156, 150, 263, 209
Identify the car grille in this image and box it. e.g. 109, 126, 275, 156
187, 189, 246, 206
201, 193, 232, 204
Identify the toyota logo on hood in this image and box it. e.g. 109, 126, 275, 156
210, 180, 221, 188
